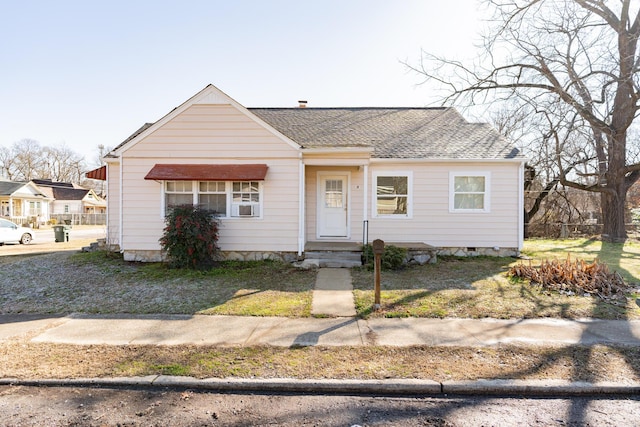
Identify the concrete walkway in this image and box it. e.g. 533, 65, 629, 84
311, 268, 356, 317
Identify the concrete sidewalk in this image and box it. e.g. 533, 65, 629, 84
2, 270, 640, 396
1, 314, 638, 348
2, 314, 640, 396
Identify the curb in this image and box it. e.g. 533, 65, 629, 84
2, 377, 639, 396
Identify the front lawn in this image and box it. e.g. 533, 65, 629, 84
0, 252, 315, 316
1, 238, 639, 319
352, 238, 640, 319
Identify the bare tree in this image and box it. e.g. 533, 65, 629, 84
490, 102, 594, 236
41, 145, 86, 183
5, 139, 46, 181
0, 140, 87, 183
0, 145, 18, 180
411, 0, 640, 241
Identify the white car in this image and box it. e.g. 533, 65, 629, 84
0, 218, 33, 245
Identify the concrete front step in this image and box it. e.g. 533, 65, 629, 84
295, 259, 362, 269
299, 250, 363, 269
305, 251, 362, 261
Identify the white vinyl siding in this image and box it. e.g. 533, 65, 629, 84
117, 102, 300, 254
366, 163, 519, 249
106, 161, 121, 247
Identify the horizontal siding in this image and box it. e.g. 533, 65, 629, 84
366, 163, 520, 248
305, 166, 364, 241
126, 105, 298, 158
120, 157, 300, 252
106, 163, 120, 246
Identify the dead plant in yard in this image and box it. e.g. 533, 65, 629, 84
509, 255, 630, 301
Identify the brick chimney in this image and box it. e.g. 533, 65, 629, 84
298, 100, 307, 108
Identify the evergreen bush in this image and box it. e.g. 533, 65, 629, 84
362, 243, 407, 270
159, 204, 220, 269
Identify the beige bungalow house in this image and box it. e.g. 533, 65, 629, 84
0, 180, 51, 225
104, 84, 525, 263
32, 179, 107, 215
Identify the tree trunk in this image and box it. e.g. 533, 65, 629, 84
601, 173, 628, 242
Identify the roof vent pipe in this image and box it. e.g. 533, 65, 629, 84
298, 100, 307, 108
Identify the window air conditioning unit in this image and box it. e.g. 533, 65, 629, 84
238, 204, 255, 217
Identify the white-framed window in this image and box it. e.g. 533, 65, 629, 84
165, 181, 195, 213
28, 201, 42, 215
163, 180, 262, 218
449, 172, 490, 212
231, 181, 261, 217
198, 181, 227, 216
372, 172, 412, 218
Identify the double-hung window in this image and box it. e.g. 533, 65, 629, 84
165, 181, 194, 212
231, 181, 261, 217
373, 172, 412, 218
450, 172, 490, 212
164, 180, 262, 218
198, 182, 227, 216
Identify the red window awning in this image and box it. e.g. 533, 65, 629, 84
85, 165, 107, 181
144, 164, 268, 181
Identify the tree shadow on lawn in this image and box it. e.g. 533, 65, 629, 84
352, 256, 628, 319
464, 241, 640, 425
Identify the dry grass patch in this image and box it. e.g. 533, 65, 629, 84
353, 238, 640, 320
1, 340, 639, 383
0, 252, 315, 316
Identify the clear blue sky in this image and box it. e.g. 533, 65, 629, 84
1, 0, 484, 164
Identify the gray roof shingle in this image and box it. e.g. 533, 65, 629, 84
0, 181, 24, 196
250, 107, 521, 159
116, 106, 520, 160
51, 187, 89, 201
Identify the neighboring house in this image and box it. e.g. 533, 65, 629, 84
31, 179, 106, 214
104, 84, 525, 262
0, 180, 51, 225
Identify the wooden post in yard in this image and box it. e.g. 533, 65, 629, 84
372, 239, 385, 310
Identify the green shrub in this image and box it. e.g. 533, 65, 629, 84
159, 204, 220, 269
362, 244, 407, 270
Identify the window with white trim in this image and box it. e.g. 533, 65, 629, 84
450, 172, 490, 212
165, 181, 194, 212
164, 180, 262, 218
373, 172, 412, 217
231, 181, 261, 217
28, 201, 42, 216
198, 182, 227, 216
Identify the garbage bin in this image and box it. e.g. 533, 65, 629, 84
53, 225, 69, 242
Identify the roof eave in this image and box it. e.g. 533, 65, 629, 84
370, 157, 528, 163
302, 147, 374, 154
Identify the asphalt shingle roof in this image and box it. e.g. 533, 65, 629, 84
115, 106, 521, 160
31, 179, 75, 188
51, 187, 89, 201
0, 181, 24, 196
250, 107, 521, 159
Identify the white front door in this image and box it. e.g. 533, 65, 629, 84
318, 174, 349, 238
